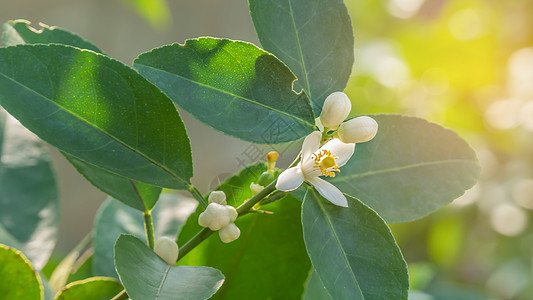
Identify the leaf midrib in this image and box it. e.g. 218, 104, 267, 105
155, 265, 171, 299
0, 70, 189, 186
287, 0, 312, 101
134, 63, 314, 128
331, 159, 478, 182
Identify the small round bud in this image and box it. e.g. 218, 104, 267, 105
337, 116, 378, 143
267, 151, 279, 162
226, 206, 238, 222
258, 172, 275, 186
198, 203, 231, 231
219, 223, 241, 243
208, 191, 227, 205
154, 237, 178, 265
250, 182, 264, 195
319, 92, 352, 129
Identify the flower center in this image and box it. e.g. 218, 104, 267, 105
312, 150, 340, 177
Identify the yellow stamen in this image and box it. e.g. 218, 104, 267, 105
312, 150, 340, 177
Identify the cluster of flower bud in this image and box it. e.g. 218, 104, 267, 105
198, 191, 240, 243
319, 92, 378, 144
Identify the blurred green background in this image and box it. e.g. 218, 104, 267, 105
2, 0, 532, 299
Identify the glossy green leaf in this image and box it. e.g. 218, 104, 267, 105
249, 0, 354, 115
93, 194, 196, 278
302, 269, 332, 300
0, 111, 59, 270
115, 234, 224, 300
178, 163, 311, 299
66, 154, 162, 211
0, 44, 192, 189
2, 19, 102, 53
0, 244, 43, 299
54, 277, 123, 300
330, 114, 480, 223
134, 37, 315, 144
302, 190, 408, 300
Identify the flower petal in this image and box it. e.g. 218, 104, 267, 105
301, 131, 322, 162
308, 177, 348, 207
276, 166, 305, 191
319, 138, 355, 167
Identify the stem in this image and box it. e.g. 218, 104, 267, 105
177, 227, 214, 261
111, 289, 127, 300
143, 211, 155, 249
188, 185, 208, 208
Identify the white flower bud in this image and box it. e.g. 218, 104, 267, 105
319, 92, 352, 129
226, 206, 238, 222
154, 236, 178, 265
337, 116, 378, 143
219, 223, 240, 243
208, 190, 227, 205
198, 203, 231, 231
250, 182, 264, 195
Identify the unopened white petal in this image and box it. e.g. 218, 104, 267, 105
154, 237, 179, 265
308, 177, 348, 207
208, 190, 227, 205
219, 223, 241, 243
338, 116, 378, 144
319, 138, 355, 167
301, 131, 322, 162
320, 92, 352, 129
276, 166, 305, 191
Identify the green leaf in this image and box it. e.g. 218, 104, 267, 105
330, 114, 480, 223
301, 190, 409, 300
178, 163, 311, 299
0, 244, 43, 299
120, 0, 172, 30
134, 37, 315, 144
54, 277, 123, 300
302, 269, 332, 300
65, 154, 162, 211
93, 194, 196, 278
115, 234, 224, 300
0, 111, 59, 270
0, 44, 192, 189
1, 19, 102, 53
249, 0, 354, 115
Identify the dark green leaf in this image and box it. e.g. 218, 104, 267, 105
249, 0, 354, 115
134, 37, 315, 144
0, 44, 192, 189
115, 234, 224, 300
66, 154, 162, 211
0, 111, 59, 270
330, 114, 480, 223
302, 190, 408, 300
0, 244, 43, 299
54, 277, 123, 300
93, 194, 196, 278
178, 163, 311, 299
302, 269, 332, 300
2, 19, 102, 53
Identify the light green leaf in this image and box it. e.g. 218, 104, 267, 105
0, 244, 43, 299
65, 154, 161, 211
1, 19, 102, 53
54, 277, 123, 300
134, 37, 315, 144
0, 111, 59, 270
249, 0, 354, 115
302, 269, 332, 300
120, 0, 172, 30
178, 163, 311, 299
302, 190, 408, 300
330, 114, 480, 223
0, 44, 192, 189
93, 194, 196, 278
115, 234, 224, 300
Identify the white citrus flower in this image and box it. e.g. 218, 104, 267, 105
198, 203, 237, 231
337, 116, 378, 144
275, 131, 355, 207
219, 223, 241, 243
319, 92, 352, 129
154, 236, 179, 265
